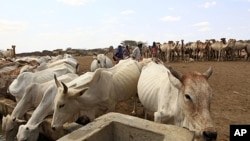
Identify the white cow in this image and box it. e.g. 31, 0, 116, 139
51, 58, 153, 130
15, 56, 51, 64
47, 57, 79, 73
47, 57, 77, 68
90, 53, 113, 72
19, 62, 47, 73
49, 55, 63, 63
14, 56, 51, 73
8, 62, 77, 102
137, 62, 217, 141
16, 72, 94, 141
2, 73, 78, 141
0, 62, 19, 74
20, 57, 79, 74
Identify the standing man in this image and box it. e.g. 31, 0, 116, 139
132, 42, 143, 61
151, 41, 158, 58
123, 45, 130, 58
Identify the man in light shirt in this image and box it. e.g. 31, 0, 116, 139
132, 42, 143, 61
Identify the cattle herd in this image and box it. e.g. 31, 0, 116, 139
2, 39, 245, 141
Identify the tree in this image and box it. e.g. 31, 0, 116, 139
245, 40, 250, 43
121, 40, 137, 46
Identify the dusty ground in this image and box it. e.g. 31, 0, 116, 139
75, 55, 250, 141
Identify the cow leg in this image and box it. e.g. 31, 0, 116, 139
131, 95, 138, 116
154, 112, 162, 123
154, 111, 172, 123
142, 108, 148, 119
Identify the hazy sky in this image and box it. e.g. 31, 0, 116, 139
0, 0, 250, 53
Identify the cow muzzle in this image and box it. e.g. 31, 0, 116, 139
51, 125, 63, 131
52, 126, 56, 131
202, 127, 217, 141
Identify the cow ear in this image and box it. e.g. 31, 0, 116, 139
72, 87, 88, 98
168, 72, 182, 89
78, 87, 88, 96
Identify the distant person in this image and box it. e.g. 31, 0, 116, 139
132, 42, 143, 61
113, 45, 123, 63
123, 45, 130, 58
151, 41, 158, 58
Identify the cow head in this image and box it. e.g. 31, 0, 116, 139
2, 115, 26, 141
169, 66, 217, 141
96, 54, 107, 68
52, 75, 88, 130
17, 124, 40, 141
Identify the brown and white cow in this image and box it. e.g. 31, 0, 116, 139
137, 61, 217, 141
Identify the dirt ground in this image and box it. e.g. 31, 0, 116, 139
75, 55, 250, 141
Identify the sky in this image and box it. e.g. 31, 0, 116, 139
0, 0, 250, 53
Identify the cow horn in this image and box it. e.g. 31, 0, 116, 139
75, 63, 79, 73
168, 66, 182, 80
203, 66, 213, 79
61, 82, 68, 94
54, 74, 61, 88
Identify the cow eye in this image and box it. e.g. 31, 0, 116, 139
184, 94, 192, 100
59, 104, 65, 108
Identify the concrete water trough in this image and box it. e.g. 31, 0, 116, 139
58, 112, 194, 141
0, 74, 194, 141
0, 97, 194, 141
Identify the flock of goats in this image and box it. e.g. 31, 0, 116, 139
138, 38, 250, 62
1, 38, 245, 141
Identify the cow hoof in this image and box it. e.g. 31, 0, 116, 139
131, 111, 136, 116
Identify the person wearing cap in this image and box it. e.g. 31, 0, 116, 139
131, 42, 143, 61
